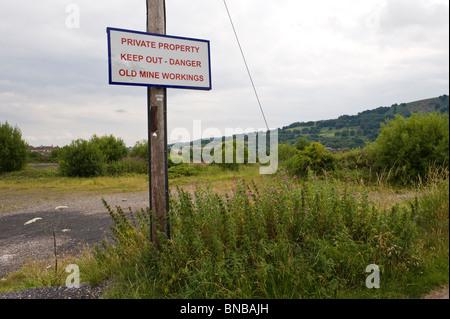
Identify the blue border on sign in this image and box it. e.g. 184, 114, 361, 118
106, 27, 212, 91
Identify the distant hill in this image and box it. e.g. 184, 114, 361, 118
278, 95, 449, 149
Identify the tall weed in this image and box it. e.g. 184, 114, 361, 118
96, 170, 446, 299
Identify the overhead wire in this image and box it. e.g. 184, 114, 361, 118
222, 0, 270, 132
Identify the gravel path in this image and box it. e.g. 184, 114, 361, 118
0, 283, 107, 299
0, 190, 149, 299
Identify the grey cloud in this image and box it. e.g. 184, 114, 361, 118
380, 0, 448, 29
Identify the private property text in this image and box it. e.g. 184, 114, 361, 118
121, 37, 201, 53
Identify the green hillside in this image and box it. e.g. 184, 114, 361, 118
279, 95, 449, 149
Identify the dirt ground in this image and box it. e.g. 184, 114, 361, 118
422, 288, 449, 299
0, 189, 448, 299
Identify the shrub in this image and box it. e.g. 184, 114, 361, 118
278, 142, 297, 162
368, 112, 449, 181
28, 151, 49, 164
294, 137, 310, 151
333, 148, 374, 181
106, 157, 148, 176
59, 139, 106, 177
90, 134, 129, 163
130, 140, 148, 160
286, 142, 335, 177
0, 122, 28, 173
129, 139, 177, 168
168, 164, 198, 178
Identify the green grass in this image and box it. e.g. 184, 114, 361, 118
0, 169, 147, 195
0, 164, 259, 194
0, 250, 94, 294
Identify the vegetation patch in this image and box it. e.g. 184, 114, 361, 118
88, 168, 448, 299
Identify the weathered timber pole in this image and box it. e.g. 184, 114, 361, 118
147, 0, 170, 245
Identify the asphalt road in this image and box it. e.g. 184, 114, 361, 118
0, 209, 113, 277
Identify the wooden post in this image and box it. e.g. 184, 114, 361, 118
147, 0, 169, 245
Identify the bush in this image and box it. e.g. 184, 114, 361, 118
59, 139, 106, 177
368, 112, 449, 181
286, 142, 335, 177
27, 151, 49, 164
333, 148, 374, 181
106, 157, 148, 176
130, 140, 148, 160
0, 122, 28, 173
278, 142, 297, 162
168, 164, 198, 178
90, 134, 129, 163
294, 137, 310, 151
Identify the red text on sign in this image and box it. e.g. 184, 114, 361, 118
121, 54, 143, 62
140, 71, 160, 79
162, 73, 204, 82
147, 56, 163, 64
121, 38, 157, 48
119, 69, 137, 77
158, 42, 200, 53
169, 58, 201, 68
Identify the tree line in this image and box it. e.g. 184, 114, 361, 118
278, 112, 449, 183
1, 110, 449, 183
278, 95, 449, 149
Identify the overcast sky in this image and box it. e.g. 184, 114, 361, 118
0, 0, 448, 147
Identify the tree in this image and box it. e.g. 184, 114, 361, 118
0, 122, 28, 173
90, 134, 128, 163
59, 139, 106, 177
368, 112, 449, 181
294, 137, 310, 151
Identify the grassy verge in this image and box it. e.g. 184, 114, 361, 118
85, 170, 448, 299
0, 167, 148, 194
0, 249, 96, 294
0, 164, 260, 194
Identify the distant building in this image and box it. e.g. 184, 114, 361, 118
28, 145, 60, 157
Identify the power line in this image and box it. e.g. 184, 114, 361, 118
222, 0, 270, 132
